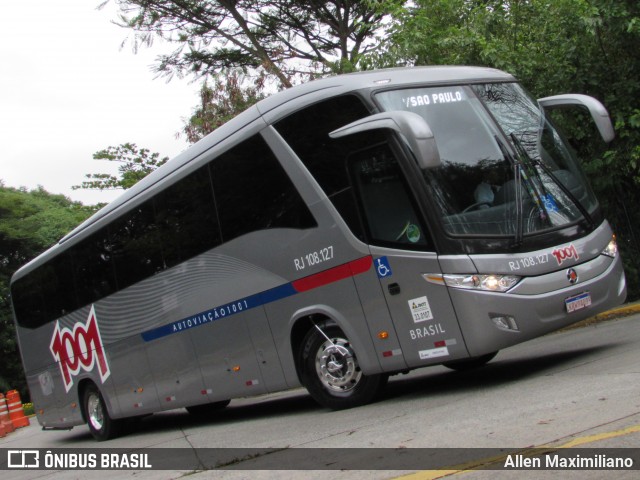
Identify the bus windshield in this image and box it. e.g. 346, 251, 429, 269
375, 83, 598, 237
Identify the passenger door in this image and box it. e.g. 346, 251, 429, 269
347, 140, 469, 368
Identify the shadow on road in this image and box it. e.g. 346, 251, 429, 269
59, 342, 619, 443
382, 343, 618, 400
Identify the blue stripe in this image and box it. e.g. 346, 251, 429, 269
260, 283, 297, 304
140, 282, 298, 342
140, 256, 372, 343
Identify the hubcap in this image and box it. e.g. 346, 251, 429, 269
87, 392, 104, 431
315, 336, 362, 393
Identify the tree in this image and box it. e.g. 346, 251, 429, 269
106, 1, 406, 155
0, 183, 95, 398
109, 0, 403, 87
73, 143, 169, 191
182, 69, 267, 143
385, 0, 640, 299
380, 0, 591, 88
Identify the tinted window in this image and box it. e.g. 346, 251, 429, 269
72, 231, 117, 308
274, 95, 373, 241
11, 268, 47, 329
13, 134, 315, 328
211, 135, 316, 242
40, 252, 77, 320
155, 166, 221, 269
109, 201, 163, 289
350, 143, 429, 248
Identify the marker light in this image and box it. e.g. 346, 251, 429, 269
601, 235, 618, 258
422, 274, 445, 285
442, 274, 520, 292
378, 331, 389, 340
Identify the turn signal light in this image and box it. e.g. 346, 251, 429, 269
601, 235, 618, 258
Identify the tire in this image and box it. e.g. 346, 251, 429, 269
83, 384, 122, 441
186, 399, 231, 416
300, 325, 387, 410
442, 351, 498, 371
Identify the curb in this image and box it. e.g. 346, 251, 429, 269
593, 301, 640, 320
561, 300, 640, 332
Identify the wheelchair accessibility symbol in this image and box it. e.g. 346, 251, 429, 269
376, 257, 393, 279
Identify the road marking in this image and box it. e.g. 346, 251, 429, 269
549, 423, 640, 448
395, 423, 640, 479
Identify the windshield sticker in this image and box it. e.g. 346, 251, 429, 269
406, 224, 421, 243
402, 89, 466, 109
552, 244, 579, 265
397, 222, 421, 243
541, 194, 559, 213
408, 296, 434, 323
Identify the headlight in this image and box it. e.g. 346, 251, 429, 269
424, 274, 520, 292
601, 235, 618, 258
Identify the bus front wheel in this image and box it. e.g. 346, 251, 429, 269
301, 325, 386, 410
83, 384, 122, 441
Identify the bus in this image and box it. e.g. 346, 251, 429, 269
11, 67, 626, 441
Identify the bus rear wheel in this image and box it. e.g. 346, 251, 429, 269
301, 325, 386, 410
83, 384, 122, 441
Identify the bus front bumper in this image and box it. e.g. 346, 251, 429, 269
449, 253, 627, 357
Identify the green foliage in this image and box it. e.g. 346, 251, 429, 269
22, 402, 34, 416
183, 70, 267, 143
386, 0, 640, 299
73, 143, 169, 191
110, 0, 402, 88
0, 183, 94, 399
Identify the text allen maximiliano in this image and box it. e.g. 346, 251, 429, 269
504, 454, 634, 469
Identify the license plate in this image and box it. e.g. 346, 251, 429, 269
565, 292, 592, 313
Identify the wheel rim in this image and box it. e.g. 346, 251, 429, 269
315, 336, 362, 393
87, 392, 104, 431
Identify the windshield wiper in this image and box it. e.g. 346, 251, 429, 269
509, 133, 594, 230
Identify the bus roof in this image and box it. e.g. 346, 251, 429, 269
12, 66, 514, 282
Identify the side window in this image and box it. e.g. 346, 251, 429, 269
108, 201, 163, 290
274, 95, 375, 241
11, 269, 47, 329
40, 252, 77, 321
210, 134, 316, 242
350, 143, 429, 248
155, 166, 221, 269
12, 135, 316, 328
72, 231, 117, 309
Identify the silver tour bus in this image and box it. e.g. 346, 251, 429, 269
10, 67, 626, 440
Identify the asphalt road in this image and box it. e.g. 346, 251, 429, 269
2, 311, 640, 479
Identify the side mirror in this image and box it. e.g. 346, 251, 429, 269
538, 94, 615, 143
328, 111, 441, 169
